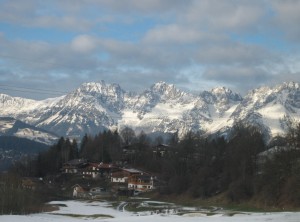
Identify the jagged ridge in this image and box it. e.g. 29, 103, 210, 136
0, 81, 300, 140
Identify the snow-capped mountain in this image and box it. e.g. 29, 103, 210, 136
198, 87, 243, 136
122, 82, 202, 136
33, 81, 125, 138
1, 81, 300, 141
0, 117, 58, 144
230, 82, 300, 138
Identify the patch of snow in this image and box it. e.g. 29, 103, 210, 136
14, 128, 57, 144
0, 200, 300, 222
0, 119, 16, 133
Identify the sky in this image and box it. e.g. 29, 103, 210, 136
0, 0, 300, 100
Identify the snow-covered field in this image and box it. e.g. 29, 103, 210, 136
1, 200, 300, 222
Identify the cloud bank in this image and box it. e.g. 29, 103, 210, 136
0, 0, 299, 99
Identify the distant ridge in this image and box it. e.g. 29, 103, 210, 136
0, 81, 300, 141
0, 117, 58, 145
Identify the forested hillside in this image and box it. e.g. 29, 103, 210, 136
2, 122, 300, 214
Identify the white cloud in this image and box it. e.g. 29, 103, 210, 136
34, 16, 92, 31
0, 0, 300, 99
0, 1, 92, 31
270, 0, 300, 41
196, 42, 278, 66
71, 35, 98, 53
73, 0, 189, 13
0, 35, 99, 73
182, 0, 265, 32
0, 0, 36, 22
143, 24, 224, 44
202, 65, 272, 94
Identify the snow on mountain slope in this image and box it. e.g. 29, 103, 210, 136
0, 93, 65, 124
121, 82, 204, 137
32, 81, 125, 138
14, 128, 58, 145
0, 81, 299, 140
198, 87, 243, 135
0, 94, 38, 116
231, 82, 300, 137
0, 117, 58, 144
0, 117, 15, 133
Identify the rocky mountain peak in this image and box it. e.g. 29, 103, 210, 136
76, 81, 124, 97
200, 87, 242, 105
150, 81, 185, 99
244, 82, 300, 106
0, 93, 34, 106
61, 81, 125, 109
211, 86, 243, 102
1, 81, 300, 141
277, 81, 300, 91
151, 81, 174, 92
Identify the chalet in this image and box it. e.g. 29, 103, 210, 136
111, 168, 155, 193
82, 162, 117, 179
111, 168, 143, 184
82, 163, 101, 178
128, 174, 155, 192
72, 184, 90, 198
62, 159, 88, 174
111, 171, 128, 183
98, 162, 117, 178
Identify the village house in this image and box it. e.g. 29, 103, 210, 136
62, 159, 88, 174
82, 162, 117, 179
128, 174, 155, 192
72, 184, 90, 198
82, 163, 101, 178
110, 171, 128, 183
110, 168, 143, 184
110, 168, 156, 193
98, 162, 118, 178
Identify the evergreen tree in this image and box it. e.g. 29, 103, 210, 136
79, 134, 89, 159
71, 139, 79, 159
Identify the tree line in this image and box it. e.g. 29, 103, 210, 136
2, 121, 300, 213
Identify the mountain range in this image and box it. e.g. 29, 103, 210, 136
1, 81, 300, 143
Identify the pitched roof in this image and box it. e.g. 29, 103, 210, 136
65, 159, 87, 166
122, 168, 143, 174
111, 171, 127, 178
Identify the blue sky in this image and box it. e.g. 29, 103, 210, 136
0, 0, 300, 99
